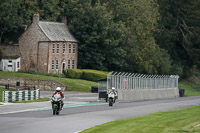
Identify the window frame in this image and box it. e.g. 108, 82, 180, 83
68, 60, 70, 69
56, 44, 59, 54
52, 60, 54, 70
17, 62, 20, 68
52, 44, 55, 53
72, 60, 75, 69
63, 44, 66, 54
56, 59, 58, 69
69, 44, 71, 53
73, 44, 76, 53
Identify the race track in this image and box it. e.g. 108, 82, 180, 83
0, 91, 200, 133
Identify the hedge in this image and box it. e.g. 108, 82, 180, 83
65, 69, 108, 82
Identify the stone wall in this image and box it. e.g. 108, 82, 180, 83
0, 44, 20, 58
0, 77, 65, 91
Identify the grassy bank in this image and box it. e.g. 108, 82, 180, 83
0, 71, 97, 92
11, 97, 50, 103
81, 105, 200, 133
179, 82, 200, 96
179, 76, 200, 96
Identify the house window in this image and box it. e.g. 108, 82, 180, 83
57, 44, 59, 53
73, 44, 76, 53
52, 60, 54, 70
68, 60, 70, 69
69, 44, 71, 53
72, 60, 75, 69
63, 44, 66, 54
17, 62, 20, 68
56, 60, 58, 69
52, 44, 55, 53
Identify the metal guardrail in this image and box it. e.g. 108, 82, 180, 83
105, 72, 179, 91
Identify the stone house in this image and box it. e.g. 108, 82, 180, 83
18, 13, 78, 74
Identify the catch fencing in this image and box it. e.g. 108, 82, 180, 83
2, 89, 40, 103
99, 72, 179, 93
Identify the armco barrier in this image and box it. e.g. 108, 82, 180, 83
2, 89, 40, 103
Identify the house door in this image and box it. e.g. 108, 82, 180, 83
62, 62, 65, 74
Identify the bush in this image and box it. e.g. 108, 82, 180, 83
81, 70, 107, 82
65, 69, 108, 82
66, 69, 83, 79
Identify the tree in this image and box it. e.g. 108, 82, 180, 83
0, 0, 22, 43
157, 0, 200, 76
0, 0, 38, 43
62, 0, 126, 71
120, 0, 172, 74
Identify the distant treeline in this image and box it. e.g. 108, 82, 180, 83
0, 0, 199, 77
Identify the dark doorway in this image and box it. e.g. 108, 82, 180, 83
62, 62, 65, 74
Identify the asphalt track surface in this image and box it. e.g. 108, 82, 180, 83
0, 92, 200, 133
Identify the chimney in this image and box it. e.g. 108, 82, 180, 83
33, 13, 39, 24
61, 16, 67, 25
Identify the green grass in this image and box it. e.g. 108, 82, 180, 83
0, 71, 97, 92
81, 105, 200, 133
179, 82, 200, 96
11, 97, 50, 103
65, 69, 108, 81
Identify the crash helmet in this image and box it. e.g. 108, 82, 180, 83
112, 87, 115, 90
56, 87, 61, 92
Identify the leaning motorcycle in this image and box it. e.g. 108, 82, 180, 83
108, 91, 115, 106
51, 93, 62, 115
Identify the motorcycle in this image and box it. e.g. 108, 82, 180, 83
108, 91, 115, 106
51, 93, 62, 115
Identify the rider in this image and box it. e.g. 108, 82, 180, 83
108, 87, 118, 102
52, 87, 65, 110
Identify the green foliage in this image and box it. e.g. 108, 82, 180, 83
157, 0, 200, 77
1, 0, 199, 77
65, 69, 108, 82
66, 69, 83, 79
179, 82, 200, 96
11, 97, 50, 103
18, 70, 66, 78
81, 69, 108, 82
81, 105, 200, 133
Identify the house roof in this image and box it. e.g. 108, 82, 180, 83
38, 21, 78, 42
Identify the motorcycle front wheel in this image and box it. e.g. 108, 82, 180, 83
109, 98, 113, 106
53, 105, 58, 115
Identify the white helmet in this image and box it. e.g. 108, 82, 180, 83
112, 87, 115, 90
56, 87, 61, 92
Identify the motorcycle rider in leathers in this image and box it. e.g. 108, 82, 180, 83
52, 87, 64, 110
